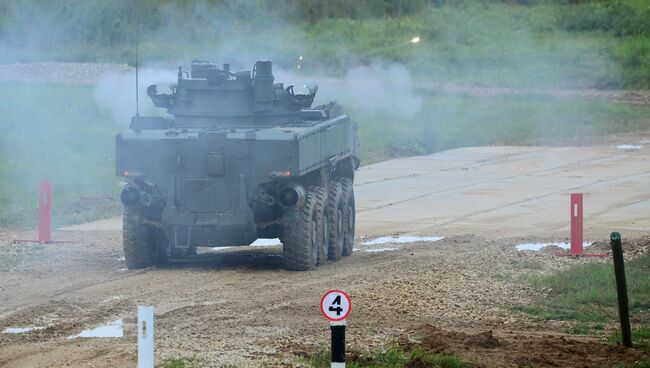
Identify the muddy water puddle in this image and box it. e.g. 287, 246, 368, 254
515, 241, 593, 251
356, 235, 444, 253
3, 326, 44, 334
68, 319, 123, 339
362, 235, 444, 246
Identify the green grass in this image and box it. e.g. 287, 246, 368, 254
517, 255, 650, 327
0, 82, 121, 227
156, 357, 219, 368
307, 346, 467, 368
609, 327, 650, 351
352, 93, 650, 164
517, 254, 650, 368
611, 328, 650, 367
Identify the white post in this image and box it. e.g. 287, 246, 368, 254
138, 306, 154, 368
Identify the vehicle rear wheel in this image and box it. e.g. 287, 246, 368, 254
326, 180, 345, 260
340, 178, 356, 256
282, 186, 326, 271
123, 209, 168, 269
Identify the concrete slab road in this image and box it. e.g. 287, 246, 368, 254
356, 145, 650, 240
63, 145, 650, 241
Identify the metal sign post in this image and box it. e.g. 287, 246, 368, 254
13, 181, 72, 245
610, 233, 632, 347
570, 193, 583, 256
38, 181, 52, 242
558, 193, 608, 258
138, 306, 154, 368
330, 320, 346, 368
320, 290, 352, 368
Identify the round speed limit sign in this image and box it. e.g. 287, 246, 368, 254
320, 290, 351, 322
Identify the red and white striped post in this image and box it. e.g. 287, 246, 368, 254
38, 180, 52, 242
570, 193, 583, 256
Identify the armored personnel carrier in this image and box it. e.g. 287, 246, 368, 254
116, 60, 359, 271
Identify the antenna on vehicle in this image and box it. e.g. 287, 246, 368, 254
134, 0, 140, 117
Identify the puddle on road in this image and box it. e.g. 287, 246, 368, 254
516, 242, 592, 251
211, 246, 233, 251
3, 326, 44, 334
362, 235, 444, 246
210, 238, 281, 251
68, 319, 123, 339
250, 238, 282, 246
365, 247, 397, 252
615, 144, 642, 151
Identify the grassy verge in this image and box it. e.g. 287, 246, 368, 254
519, 255, 650, 323
516, 255, 650, 347
306, 346, 466, 368
156, 357, 227, 368
0, 82, 121, 227
352, 93, 650, 164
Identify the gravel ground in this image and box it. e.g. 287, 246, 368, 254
0, 229, 646, 367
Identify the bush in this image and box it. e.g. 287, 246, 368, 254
557, 2, 650, 36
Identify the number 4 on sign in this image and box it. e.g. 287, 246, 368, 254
329, 295, 343, 316
320, 290, 352, 322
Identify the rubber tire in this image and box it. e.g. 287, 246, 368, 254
340, 178, 356, 256
283, 187, 326, 271
316, 186, 329, 266
326, 180, 345, 261
123, 209, 168, 269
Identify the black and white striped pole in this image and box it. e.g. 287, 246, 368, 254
330, 319, 346, 367
320, 290, 352, 368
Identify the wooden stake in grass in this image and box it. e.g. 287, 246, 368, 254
610, 232, 632, 348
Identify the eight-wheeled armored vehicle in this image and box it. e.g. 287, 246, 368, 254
116, 60, 359, 270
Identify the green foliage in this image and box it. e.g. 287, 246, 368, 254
0, 1, 649, 88
156, 357, 217, 368
609, 327, 650, 351
555, 1, 650, 36
518, 255, 650, 324
307, 346, 467, 368
409, 348, 467, 368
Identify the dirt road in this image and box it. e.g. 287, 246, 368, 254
1, 145, 648, 367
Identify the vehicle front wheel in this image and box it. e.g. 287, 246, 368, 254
282, 186, 326, 271
122, 209, 168, 269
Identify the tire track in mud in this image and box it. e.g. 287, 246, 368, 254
1, 268, 149, 317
